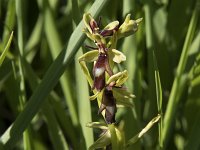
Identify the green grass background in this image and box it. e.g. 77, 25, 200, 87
0, 0, 200, 149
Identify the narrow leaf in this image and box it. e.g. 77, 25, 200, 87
0, 31, 13, 66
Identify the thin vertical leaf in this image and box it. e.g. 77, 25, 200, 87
0, 31, 13, 66
162, 1, 199, 148
16, 0, 32, 149
153, 51, 163, 148
44, 3, 79, 126
121, 1, 142, 150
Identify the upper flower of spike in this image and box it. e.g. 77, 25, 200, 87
83, 13, 99, 34
83, 13, 119, 42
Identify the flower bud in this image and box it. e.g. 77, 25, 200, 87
117, 14, 142, 39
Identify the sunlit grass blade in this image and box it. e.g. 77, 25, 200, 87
21, 57, 76, 149
162, 1, 199, 148
0, 31, 13, 66
0, 0, 110, 148
0, 0, 15, 59
44, 4, 79, 126
72, 0, 94, 147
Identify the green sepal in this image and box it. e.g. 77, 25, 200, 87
116, 99, 134, 108
82, 28, 95, 41
86, 122, 108, 130
113, 87, 135, 99
113, 87, 135, 107
111, 49, 126, 63
78, 50, 98, 62
106, 70, 128, 85
115, 70, 128, 86
107, 31, 118, 49
108, 124, 125, 150
88, 130, 111, 150
89, 90, 104, 101
92, 33, 106, 45
83, 13, 93, 34
79, 61, 93, 87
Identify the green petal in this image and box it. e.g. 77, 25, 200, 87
110, 49, 126, 63
106, 70, 128, 85
103, 21, 119, 30
82, 28, 95, 41
90, 91, 101, 101
115, 70, 128, 86
86, 122, 108, 130
92, 33, 106, 45
83, 13, 93, 34
108, 124, 125, 150
78, 50, 98, 62
113, 87, 135, 99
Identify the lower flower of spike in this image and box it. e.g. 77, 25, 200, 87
98, 88, 117, 124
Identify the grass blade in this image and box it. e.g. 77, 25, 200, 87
72, 0, 94, 148
0, 0, 15, 59
162, 1, 200, 147
25, 14, 43, 53
21, 57, 76, 149
44, 4, 79, 126
0, 0, 110, 148
0, 31, 13, 66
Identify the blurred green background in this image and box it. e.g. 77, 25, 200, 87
0, 0, 200, 149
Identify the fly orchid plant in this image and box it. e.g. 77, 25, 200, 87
79, 13, 159, 149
